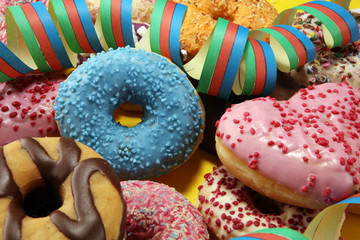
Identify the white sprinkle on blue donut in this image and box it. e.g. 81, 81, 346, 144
54, 47, 204, 179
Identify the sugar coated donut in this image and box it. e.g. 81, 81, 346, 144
0, 0, 49, 44
196, 165, 319, 239
289, 11, 360, 88
215, 82, 360, 210
174, 0, 278, 57
54, 47, 205, 180
0, 72, 67, 146
0, 137, 126, 239
121, 180, 209, 239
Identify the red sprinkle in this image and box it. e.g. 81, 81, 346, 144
1, 106, 9, 112
250, 128, 256, 135
9, 112, 17, 118
324, 188, 332, 197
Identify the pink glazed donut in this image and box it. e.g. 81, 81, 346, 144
120, 180, 210, 239
196, 165, 319, 240
0, 72, 66, 145
215, 82, 360, 210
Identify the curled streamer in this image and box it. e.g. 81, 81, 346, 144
0, 0, 358, 100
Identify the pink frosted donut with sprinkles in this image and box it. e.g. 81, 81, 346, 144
0, 72, 66, 146
120, 180, 210, 240
215, 82, 360, 210
196, 165, 320, 240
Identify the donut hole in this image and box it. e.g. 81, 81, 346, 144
23, 185, 63, 218
248, 188, 282, 215
113, 101, 144, 127
209, 6, 235, 22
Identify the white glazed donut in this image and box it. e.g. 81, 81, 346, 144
196, 165, 319, 240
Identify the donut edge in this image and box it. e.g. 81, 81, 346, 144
215, 136, 325, 210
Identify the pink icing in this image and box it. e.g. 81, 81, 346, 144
0, 72, 66, 145
197, 165, 320, 239
216, 82, 360, 207
120, 180, 209, 240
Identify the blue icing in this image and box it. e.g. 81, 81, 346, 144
53, 47, 204, 179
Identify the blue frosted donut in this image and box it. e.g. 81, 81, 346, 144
53, 47, 205, 179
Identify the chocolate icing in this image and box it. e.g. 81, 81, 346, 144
51, 158, 122, 240
0, 146, 20, 199
4, 201, 26, 240
20, 137, 81, 191
0, 137, 125, 240
0, 146, 25, 240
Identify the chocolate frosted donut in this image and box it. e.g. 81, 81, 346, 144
0, 137, 126, 240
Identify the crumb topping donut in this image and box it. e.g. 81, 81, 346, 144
0, 137, 126, 240
215, 82, 360, 210
0, 72, 67, 146
289, 11, 360, 88
196, 165, 319, 239
121, 180, 209, 239
53, 47, 205, 180
173, 0, 278, 57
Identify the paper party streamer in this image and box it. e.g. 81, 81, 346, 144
0, 42, 33, 81
207, 21, 247, 98
248, 25, 316, 73
168, 3, 187, 71
6, 4, 52, 72
216, 24, 249, 99
196, 18, 228, 95
141, 0, 358, 98
274, 1, 359, 48
0, 0, 359, 99
99, 0, 134, 49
